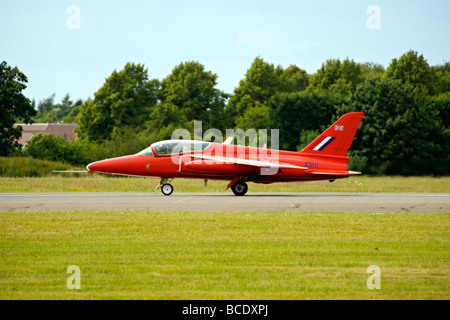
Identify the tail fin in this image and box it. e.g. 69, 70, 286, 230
300, 112, 364, 157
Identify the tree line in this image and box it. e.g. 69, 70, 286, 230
1, 50, 449, 175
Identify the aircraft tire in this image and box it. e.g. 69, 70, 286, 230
161, 183, 174, 196
231, 181, 248, 196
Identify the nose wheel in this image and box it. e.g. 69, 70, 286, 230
161, 183, 173, 196
156, 178, 174, 196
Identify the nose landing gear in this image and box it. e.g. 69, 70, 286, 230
161, 183, 174, 196
156, 178, 174, 196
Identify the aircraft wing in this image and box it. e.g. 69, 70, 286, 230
190, 154, 308, 170
305, 169, 361, 175
52, 170, 89, 173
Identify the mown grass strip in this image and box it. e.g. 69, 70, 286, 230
1, 211, 448, 299
0, 176, 449, 193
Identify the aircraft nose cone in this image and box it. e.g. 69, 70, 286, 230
86, 163, 92, 172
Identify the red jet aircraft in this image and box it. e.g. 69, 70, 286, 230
87, 112, 364, 196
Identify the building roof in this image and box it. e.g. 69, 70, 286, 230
13, 123, 78, 147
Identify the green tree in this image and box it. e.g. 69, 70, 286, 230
297, 129, 320, 150
432, 61, 450, 95
33, 93, 81, 123
384, 50, 438, 95
0, 61, 36, 156
24, 133, 91, 165
159, 61, 228, 131
281, 65, 310, 92
227, 57, 285, 124
269, 91, 343, 150
360, 62, 385, 80
93, 127, 154, 159
57, 94, 75, 121
77, 62, 160, 141
339, 77, 448, 175
431, 92, 450, 128
33, 94, 55, 123
146, 102, 188, 140
227, 58, 311, 131
60, 98, 83, 123
235, 102, 271, 130
307, 58, 363, 95
36, 94, 56, 118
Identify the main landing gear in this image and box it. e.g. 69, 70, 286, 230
156, 178, 174, 196
227, 176, 249, 196
231, 181, 248, 196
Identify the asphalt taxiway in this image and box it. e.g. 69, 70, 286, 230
0, 192, 449, 213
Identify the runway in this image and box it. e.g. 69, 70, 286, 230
0, 192, 449, 213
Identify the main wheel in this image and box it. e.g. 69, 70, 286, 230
231, 181, 248, 196
161, 183, 174, 196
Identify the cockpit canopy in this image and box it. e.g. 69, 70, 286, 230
137, 140, 211, 157
137, 146, 154, 157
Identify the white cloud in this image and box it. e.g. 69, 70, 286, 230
234, 31, 320, 57
234, 30, 280, 54
283, 40, 320, 54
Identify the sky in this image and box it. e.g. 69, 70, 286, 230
1, 0, 449, 104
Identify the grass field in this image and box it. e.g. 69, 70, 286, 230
0, 210, 449, 299
1, 175, 449, 193
0, 157, 82, 177
1, 174, 448, 299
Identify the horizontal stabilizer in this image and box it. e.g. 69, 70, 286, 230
305, 169, 361, 176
